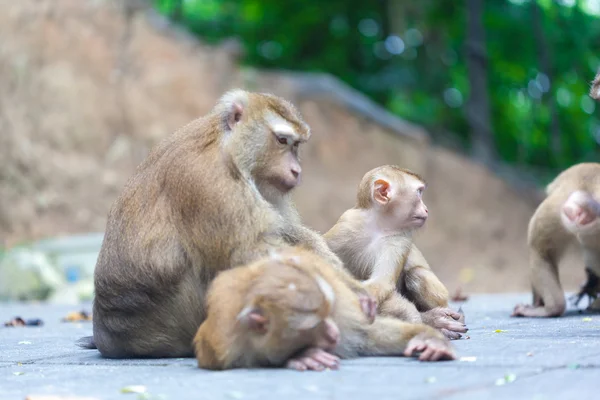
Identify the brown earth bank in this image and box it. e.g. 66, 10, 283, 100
0, 0, 584, 293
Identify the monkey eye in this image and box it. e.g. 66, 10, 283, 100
276, 136, 289, 145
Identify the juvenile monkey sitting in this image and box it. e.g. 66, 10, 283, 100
324, 165, 467, 339
194, 247, 455, 371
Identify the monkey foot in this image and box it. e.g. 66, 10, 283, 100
404, 334, 455, 361
285, 348, 340, 371
511, 303, 563, 318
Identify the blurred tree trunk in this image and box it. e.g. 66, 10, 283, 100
532, 1, 561, 159
465, 0, 496, 164
170, 0, 183, 22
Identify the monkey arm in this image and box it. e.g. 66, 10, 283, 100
337, 317, 454, 361
376, 292, 422, 323
401, 245, 450, 311
513, 198, 569, 318
513, 250, 566, 317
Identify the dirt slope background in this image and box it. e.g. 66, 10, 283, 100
0, 0, 584, 293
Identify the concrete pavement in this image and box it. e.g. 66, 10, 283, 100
1, 294, 599, 400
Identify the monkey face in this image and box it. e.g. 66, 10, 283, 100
386, 176, 428, 230
240, 262, 339, 365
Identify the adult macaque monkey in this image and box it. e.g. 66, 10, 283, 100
86, 90, 373, 358
324, 166, 467, 339
194, 248, 455, 371
513, 163, 600, 317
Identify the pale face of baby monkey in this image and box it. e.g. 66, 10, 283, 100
368, 169, 428, 232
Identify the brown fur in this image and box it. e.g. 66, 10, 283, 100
89, 90, 346, 358
325, 165, 467, 339
513, 163, 600, 317
194, 248, 455, 370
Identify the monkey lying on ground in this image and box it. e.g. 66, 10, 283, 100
83, 89, 374, 358
513, 163, 600, 317
194, 248, 456, 371
324, 165, 467, 339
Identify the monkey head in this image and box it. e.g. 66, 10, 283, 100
561, 190, 600, 237
216, 90, 311, 200
357, 165, 428, 231
236, 257, 340, 366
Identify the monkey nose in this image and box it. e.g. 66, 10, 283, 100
291, 167, 301, 179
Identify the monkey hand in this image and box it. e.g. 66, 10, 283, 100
285, 347, 340, 371
421, 308, 468, 340
357, 291, 377, 324
404, 332, 456, 361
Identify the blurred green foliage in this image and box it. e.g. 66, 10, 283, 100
154, 0, 599, 174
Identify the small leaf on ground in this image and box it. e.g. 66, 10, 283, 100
495, 373, 517, 385
121, 386, 147, 394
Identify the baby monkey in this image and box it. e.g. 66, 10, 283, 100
193, 248, 455, 371
324, 165, 467, 339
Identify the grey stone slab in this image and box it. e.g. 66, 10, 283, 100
0, 294, 598, 400
0, 362, 542, 400
444, 368, 600, 400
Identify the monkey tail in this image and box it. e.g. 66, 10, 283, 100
76, 335, 97, 350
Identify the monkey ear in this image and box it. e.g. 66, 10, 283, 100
237, 306, 269, 334
226, 102, 244, 131
373, 179, 391, 205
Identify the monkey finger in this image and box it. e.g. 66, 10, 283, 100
285, 359, 308, 371
441, 328, 462, 340
447, 310, 463, 321
439, 320, 468, 333
310, 351, 340, 370
404, 341, 426, 357
418, 347, 436, 361
301, 357, 325, 371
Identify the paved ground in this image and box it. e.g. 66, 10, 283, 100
0, 294, 599, 400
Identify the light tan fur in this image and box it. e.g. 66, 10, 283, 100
513, 163, 600, 317
325, 165, 467, 339
87, 90, 354, 358
194, 248, 456, 371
